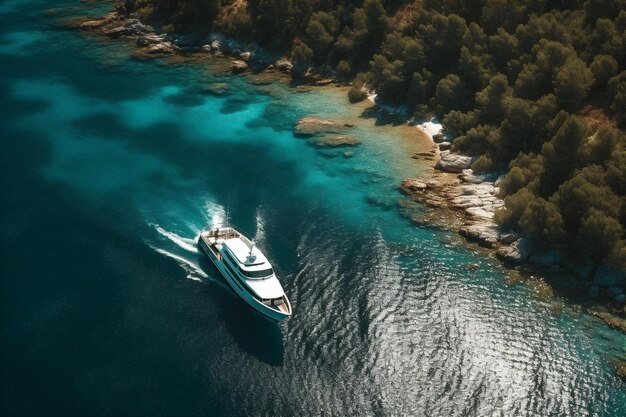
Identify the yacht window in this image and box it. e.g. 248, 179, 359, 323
239, 267, 273, 278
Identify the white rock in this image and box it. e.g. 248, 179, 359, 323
459, 224, 499, 247
231, 60, 248, 73
275, 58, 294, 72
436, 151, 474, 173
401, 179, 428, 192
465, 207, 494, 219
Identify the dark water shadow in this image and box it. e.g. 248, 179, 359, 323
358, 106, 408, 126
163, 91, 206, 107
197, 255, 285, 366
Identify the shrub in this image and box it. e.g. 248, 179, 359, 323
348, 85, 368, 103
472, 155, 495, 172
471, 155, 494, 172
553, 170, 619, 232
499, 153, 544, 196
291, 41, 313, 73
336, 60, 352, 77
494, 187, 535, 229
608, 72, 626, 128
554, 58, 594, 112
590, 54, 618, 90
519, 198, 565, 243
577, 209, 622, 261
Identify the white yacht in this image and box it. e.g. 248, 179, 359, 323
197, 226, 292, 321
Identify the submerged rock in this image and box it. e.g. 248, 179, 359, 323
294, 116, 351, 136
401, 179, 428, 193
313, 135, 360, 147
436, 151, 474, 173
79, 19, 109, 29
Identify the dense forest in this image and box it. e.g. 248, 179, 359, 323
122, 0, 626, 273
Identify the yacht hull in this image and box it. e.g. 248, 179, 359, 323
198, 237, 291, 322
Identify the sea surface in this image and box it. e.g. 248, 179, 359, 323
1, 1, 625, 416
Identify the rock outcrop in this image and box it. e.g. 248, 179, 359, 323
231, 60, 248, 73
459, 224, 500, 248
77, 12, 178, 56
313, 135, 359, 147
496, 238, 533, 264
436, 151, 474, 173
275, 58, 294, 72
401, 179, 428, 193
294, 116, 352, 136
433, 133, 446, 143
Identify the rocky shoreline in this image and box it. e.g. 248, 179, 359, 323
69, 9, 337, 85
404, 124, 625, 300
402, 124, 626, 373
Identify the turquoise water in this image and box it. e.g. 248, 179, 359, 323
1, 1, 625, 416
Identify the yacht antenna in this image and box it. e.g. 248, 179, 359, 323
226, 191, 230, 227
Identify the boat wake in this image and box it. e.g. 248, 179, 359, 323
147, 222, 230, 291
152, 223, 198, 253
151, 247, 206, 282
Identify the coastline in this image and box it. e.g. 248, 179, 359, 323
404, 123, 626, 374
63, 4, 626, 378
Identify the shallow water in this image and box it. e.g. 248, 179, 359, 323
1, 1, 625, 416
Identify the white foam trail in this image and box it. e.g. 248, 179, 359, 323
153, 247, 208, 279
152, 224, 198, 253
149, 246, 233, 293
255, 208, 266, 244
202, 201, 227, 227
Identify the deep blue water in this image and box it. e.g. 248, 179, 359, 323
1, 1, 625, 416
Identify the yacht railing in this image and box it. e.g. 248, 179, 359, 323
204, 222, 255, 246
